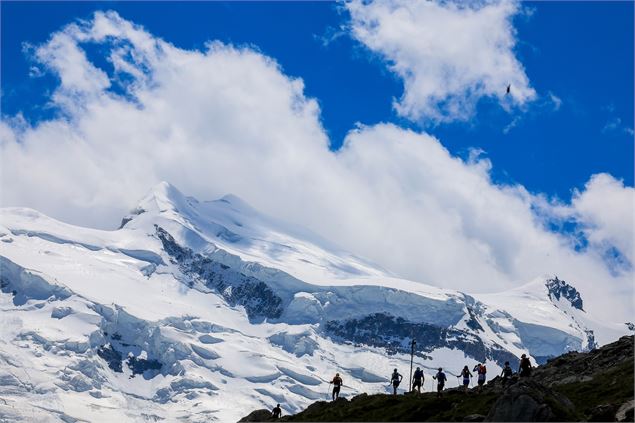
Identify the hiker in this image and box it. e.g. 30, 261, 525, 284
500, 361, 513, 386
432, 367, 447, 398
412, 366, 424, 394
459, 365, 473, 393
391, 368, 403, 395
475, 363, 487, 391
330, 373, 343, 400
518, 354, 533, 377
271, 404, 282, 419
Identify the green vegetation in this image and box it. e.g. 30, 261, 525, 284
553, 359, 634, 421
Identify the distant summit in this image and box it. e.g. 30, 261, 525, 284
546, 276, 584, 311
0, 183, 630, 421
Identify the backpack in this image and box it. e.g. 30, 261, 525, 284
414, 369, 423, 379
503, 367, 513, 377
479, 365, 487, 375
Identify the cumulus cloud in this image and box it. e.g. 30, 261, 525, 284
570, 174, 634, 266
1, 11, 632, 323
346, 0, 536, 123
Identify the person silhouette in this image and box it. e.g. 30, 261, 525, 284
271, 403, 282, 419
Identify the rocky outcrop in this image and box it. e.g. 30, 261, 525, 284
325, 312, 519, 367
239, 336, 634, 422
485, 379, 576, 421
238, 409, 276, 422
156, 226, 283, 321
615, 400, 634, 422
546, 277, 583, 311
532, 335, 633, 386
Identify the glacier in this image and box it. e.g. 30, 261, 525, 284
0, 182, 631, 422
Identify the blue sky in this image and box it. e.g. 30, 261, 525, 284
2, 1, 633, 202
1, 1, 633, 296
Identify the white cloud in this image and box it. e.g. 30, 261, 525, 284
571, 174, 634, 265
1, 12, 632, 322
502, 116, 520, 134
548, 91, 562, 111
602, 116, 634, 136
346, 0, 536, 123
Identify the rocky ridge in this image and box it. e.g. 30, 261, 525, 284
240, 335, 634, 422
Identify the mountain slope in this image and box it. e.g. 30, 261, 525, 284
0, 182, 631, 422
240, 335, 634, 422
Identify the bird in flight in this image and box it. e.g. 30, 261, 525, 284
506, 84, 511, 95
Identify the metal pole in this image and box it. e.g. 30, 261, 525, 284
409, 339, 416, 393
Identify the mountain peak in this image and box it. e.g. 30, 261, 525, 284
141, 181, 185, 207
121, 182, 255, 230
546, 276, 584, 311
118, 181, 189, 228
140, 183, 250, 214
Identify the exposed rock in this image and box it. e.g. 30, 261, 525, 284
325, 312, 518, 367
97, 344, 123, 373
127, 354, 162, 377
239, 336, 634, 422
119, 207, 146, 229
156, 226, 283, 322
463, 414, 486, 422
533, 335, 634, 387
350, 393, 368, 402
238, 409, 275, 422
546, 276, 584, 311
485, 379, 576, 421
616, 400, 634, 422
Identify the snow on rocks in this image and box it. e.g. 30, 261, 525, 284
0, 182, 630, 421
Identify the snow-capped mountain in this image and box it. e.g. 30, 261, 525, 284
0, 182, 630, 422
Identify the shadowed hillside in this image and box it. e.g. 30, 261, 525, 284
240, 336, 634, 422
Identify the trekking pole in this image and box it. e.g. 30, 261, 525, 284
409, 338, 416, 393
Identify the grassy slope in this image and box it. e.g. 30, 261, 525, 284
553, 359, 634, 420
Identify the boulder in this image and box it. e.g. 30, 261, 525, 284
350, 393, 368, 402
238, 409, 274, 422
616, 400, 634, 422
485, 379, 576, 422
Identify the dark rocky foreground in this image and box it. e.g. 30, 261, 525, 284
239, 335, 634, 422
